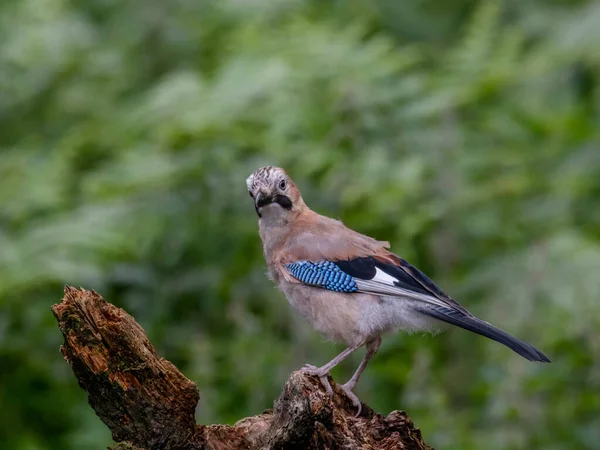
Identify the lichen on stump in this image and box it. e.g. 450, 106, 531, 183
52, 286, 432, 449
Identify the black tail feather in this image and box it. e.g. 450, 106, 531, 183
416, 306, 551, 363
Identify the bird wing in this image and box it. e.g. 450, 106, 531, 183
285, 254, 470, 314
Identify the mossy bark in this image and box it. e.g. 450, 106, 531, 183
52, 286, 432, 450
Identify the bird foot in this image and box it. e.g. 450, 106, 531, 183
300, 363, 328, 378
340, 382, 362, 417
300, 363, 319, 373
300, 364, 333, 398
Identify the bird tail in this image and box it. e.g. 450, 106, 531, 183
415, 306, 551, 363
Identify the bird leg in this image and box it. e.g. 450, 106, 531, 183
340, 335, 382, 416
300, 342, 364, 397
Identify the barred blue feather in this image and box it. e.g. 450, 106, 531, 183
286, 261, 358, 293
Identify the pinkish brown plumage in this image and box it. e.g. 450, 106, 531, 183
246, 166, 550, 416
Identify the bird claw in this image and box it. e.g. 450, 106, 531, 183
300, 365, 362, 414
340, 383, 362, 417
300, 365, 333, 398
319, 375, 334, 398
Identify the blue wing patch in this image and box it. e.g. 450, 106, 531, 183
285, 261, 358, 293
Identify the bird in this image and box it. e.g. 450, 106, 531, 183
246, 166, 550, 415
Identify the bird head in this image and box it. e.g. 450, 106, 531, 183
246, 166, 305, 219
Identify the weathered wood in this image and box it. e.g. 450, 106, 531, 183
52, 286, 432, 450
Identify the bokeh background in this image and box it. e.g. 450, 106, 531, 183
1, 0, 600, 448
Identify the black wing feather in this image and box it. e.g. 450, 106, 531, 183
375, 258, 433, 296
334, 257, 376, 280
335, 256, 467, 312
335, 256, 432, 296
395, 258, 448, 298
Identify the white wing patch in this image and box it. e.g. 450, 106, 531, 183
373, 267, 398, 284
354, 268, 448, 308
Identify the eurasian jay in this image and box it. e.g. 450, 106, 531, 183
247, 166, 550, 415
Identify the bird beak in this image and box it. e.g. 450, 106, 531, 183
254, 192, 272, 217
255, 193, 273, 209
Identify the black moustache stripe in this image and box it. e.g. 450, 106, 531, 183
255, 195, 292, 216
275, 195, 292, 209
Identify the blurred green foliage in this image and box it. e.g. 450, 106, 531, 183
1, 0, 599, 448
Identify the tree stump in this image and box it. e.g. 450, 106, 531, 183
52, 286, 432, 449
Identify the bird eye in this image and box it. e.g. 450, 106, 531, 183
278, 179, 287, 190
